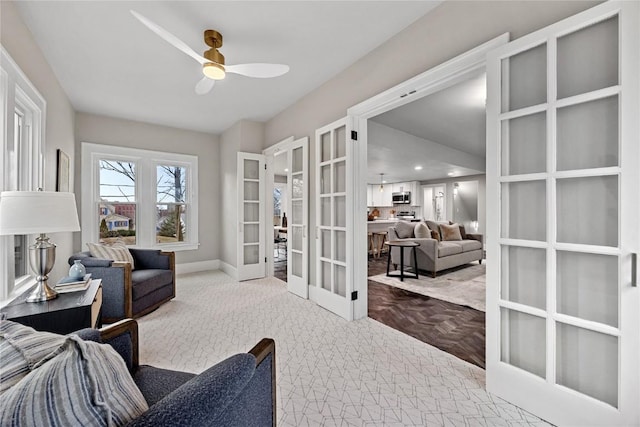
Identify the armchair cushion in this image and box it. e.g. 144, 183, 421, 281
88, 242, 135, 269
132, 270, 173, 300
133, 366, 196, 406
0, 322, 148, 426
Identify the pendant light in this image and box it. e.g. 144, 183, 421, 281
379, 173, 385, 192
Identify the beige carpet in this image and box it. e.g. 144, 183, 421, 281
369, 262, 486, 312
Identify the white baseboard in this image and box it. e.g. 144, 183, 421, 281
175, 259, 238, 279
175, 260, 219, 275
218, 261, 238, 280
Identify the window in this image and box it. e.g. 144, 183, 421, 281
82, 143, 198, 251
1, 48, 45, 302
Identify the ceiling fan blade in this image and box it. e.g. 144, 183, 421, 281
226, 63, 290, 78
195, 77, 215, 95
131, 10, 207, 65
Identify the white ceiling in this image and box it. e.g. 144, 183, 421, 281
14, 1, 441, 135
368, 72, 487, 183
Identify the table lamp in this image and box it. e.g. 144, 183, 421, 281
0, 191, 80, 302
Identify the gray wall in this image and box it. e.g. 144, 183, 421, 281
1, 1, 77, 282
219, 120, 264, 271
75, 112, 220, 265
263, 1, 598, 285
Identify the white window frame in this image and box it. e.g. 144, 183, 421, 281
0, 47, 46, 304
81, 142, 199, 251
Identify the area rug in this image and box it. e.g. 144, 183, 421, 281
369, 263, 486, 312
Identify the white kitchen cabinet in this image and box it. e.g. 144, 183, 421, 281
371, 184, 392, 207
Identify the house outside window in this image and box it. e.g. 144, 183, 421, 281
81, 143, 198, 251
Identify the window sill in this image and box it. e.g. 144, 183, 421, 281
152, 242, 200, 252
0, 277, 36, 309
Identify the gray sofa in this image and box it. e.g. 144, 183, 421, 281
69, 249, 175, 323
388, 220, 483, 277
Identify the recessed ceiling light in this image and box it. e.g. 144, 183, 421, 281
284, 168, 289, 172
414, 165, 423, 170
382, 180, 387, 184
447, 172, 455, 176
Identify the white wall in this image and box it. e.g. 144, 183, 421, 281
74, 112, 220, 265
263, 1, 599, 285
421, 174, 486, 237
1, 1, 77, 282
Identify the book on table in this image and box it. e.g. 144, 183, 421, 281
55, 274, 92, 293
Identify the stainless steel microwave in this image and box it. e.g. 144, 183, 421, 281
392, 191, 411, 204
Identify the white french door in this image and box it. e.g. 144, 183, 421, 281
313, 118, 355, 320
237, 152, 266, 281
486, 2, 639, 425
286, 137, 309, 298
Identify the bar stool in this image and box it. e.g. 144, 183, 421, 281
373, 231, 388, 259
368, 232, 375, 257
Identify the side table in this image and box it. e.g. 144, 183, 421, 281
385, 241, 419, 281
1, 279, 102, 334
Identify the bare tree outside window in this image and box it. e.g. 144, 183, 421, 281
156, 165, 187, 243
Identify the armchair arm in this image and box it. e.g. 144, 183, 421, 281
85, 262, 132, 322
100, 319, 139, 372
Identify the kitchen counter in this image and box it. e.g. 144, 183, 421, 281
367, 219, 399, 233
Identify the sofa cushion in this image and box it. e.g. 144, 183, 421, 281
414, 222, 430, 238
88, 242, 135, 270
450, 221, 467, 239
394, 221, 415, 239
457, 239, 483, 252
0, 333, 148, 426
430, 229, 440, 241
440, 223, 463, 241
438, 242, 463, 257
426, 220, 448, 240
132, 269, 174, 301
0, 321, 65, 395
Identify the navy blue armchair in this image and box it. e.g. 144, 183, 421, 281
69, 249, 175, 323
76, 319, 276, 426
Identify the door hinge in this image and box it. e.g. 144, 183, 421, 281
264, 164, 267, 170
351, 130, 358, 141
265, 257, 267, 263
351, 291, 358, 301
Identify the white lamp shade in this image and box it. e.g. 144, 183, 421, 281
0, 191, 80, 235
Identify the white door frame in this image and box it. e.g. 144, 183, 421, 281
346, 33, 510, 319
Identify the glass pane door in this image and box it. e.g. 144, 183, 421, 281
313, 118, 353, 320
487, 2, 639, 425
287, 137, 309, 298
237, 153, 265, 281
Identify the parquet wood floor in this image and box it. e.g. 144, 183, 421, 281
367, 256, 486, 368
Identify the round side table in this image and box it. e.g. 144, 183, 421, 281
384, 240, 419, 281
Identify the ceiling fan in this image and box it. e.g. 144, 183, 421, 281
131, 10, 290, 95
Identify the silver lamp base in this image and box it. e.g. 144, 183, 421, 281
26, 280, 58, 302
26, 234, 58, 303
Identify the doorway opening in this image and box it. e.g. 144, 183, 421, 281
273, 150, 288, 282
354, 34, 509, 368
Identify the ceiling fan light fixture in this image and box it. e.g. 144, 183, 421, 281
203, 62, 226, 80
